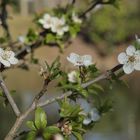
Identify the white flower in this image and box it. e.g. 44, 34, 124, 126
0, 48, 18, 67
67, 53, 93, 67
53, 134, 64, 140
38, 14, 53, 29
72, 12, 82, 24
68, 71, 77, 83
83, 108, 100, 125
18, 36, 26, 43
118, 45, 140, 74
135, 35, 140, 44
51, 17, 69, 36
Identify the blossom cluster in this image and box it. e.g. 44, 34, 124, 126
39, 14, 69, 36
38, 12, 82, 36
67, 36, 140, 77
0, 48, 18, 67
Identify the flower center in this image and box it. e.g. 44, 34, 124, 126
56, 23, 63, 30
128, 56, 136, 62
2, 52, 10, 60
47, 19, 51, 25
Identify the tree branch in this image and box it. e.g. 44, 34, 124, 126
80, 0, 113, 18
80, 1, 100, 18
38, 64, 123, 107
4, 64, 123, 140
0, 79, 20, 117
0, 0, 11, 38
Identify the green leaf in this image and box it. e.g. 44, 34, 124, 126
43, 132, 52, 140
0, 91, 3, 97
72, 131, 83, 140
31, 58, 39, 64
45, 33, 56, 43
43, 126, 60, 140
35, 107, 47, 129
26, 121, 36, 131
59, 99, 82, 118
44, 126, 60, 134
26, 131, 36, 140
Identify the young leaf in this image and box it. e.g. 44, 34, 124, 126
26, 121, 36, 131
26, 131, 36, 140
44, 126, 60, 134
72, 131, 83, 140
35, 107, 47, 129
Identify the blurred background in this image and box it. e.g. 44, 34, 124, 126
0, 0, 140, 140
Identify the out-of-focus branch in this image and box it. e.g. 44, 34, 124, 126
0, 0, 11, 38
4, 64, 123, 140
0, 79, 20, 117
71, 0, 76, 5
80, 0, 113, 18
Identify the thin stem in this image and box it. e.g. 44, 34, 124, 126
80, 0, 113, 18
38, 64, 123, 107
0, 79, 20, 117
4, 64, 123, 140
80, 1, 100, 18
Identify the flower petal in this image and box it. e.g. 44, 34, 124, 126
83, 118, 91, 125
135, 50, 140, 56
67, 53, 79, 65
68, 71, 77, 83
126, 45, 136, 56
9, 57, 18, 65
8, 51, 15, 57
134, 62, 140, 70
0, 57, 11, 67
0, 48, 4, 54
82, 55, 93, 66
38, 19, 45, 24
90, 108, 100, 122
63, 26, 69, 32
44, 14, 50, 20
118, 52, 128, 64
57, 30, 64, 36
123, 63, 134, 74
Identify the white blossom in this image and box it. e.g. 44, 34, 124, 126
18, 35, 26, 43
0, 48, 18, 67
38, 14, 53, 29
68, 71, 77, 83
67, 53, 93, 67
72, 12, 82, 24
51, 17, 69, 36
83, 107, 100, 125
53, 134, 64, 140
118, 45, 140, 74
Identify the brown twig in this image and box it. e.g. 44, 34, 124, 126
80, 0, 113, 18
0, 0, 11, 38
4, 64, 123, 140
0, 79, 20, 117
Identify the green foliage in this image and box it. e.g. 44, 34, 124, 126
58, 99, 86, 140
83, 0, 140, 46
35, 107, 47, 129
26, 28, 39, 43
59, 99, 82, 118
26, 107, 60, 140
134, 39, 140, 50
44, 56, 62, 81
36, 6, 82, 51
